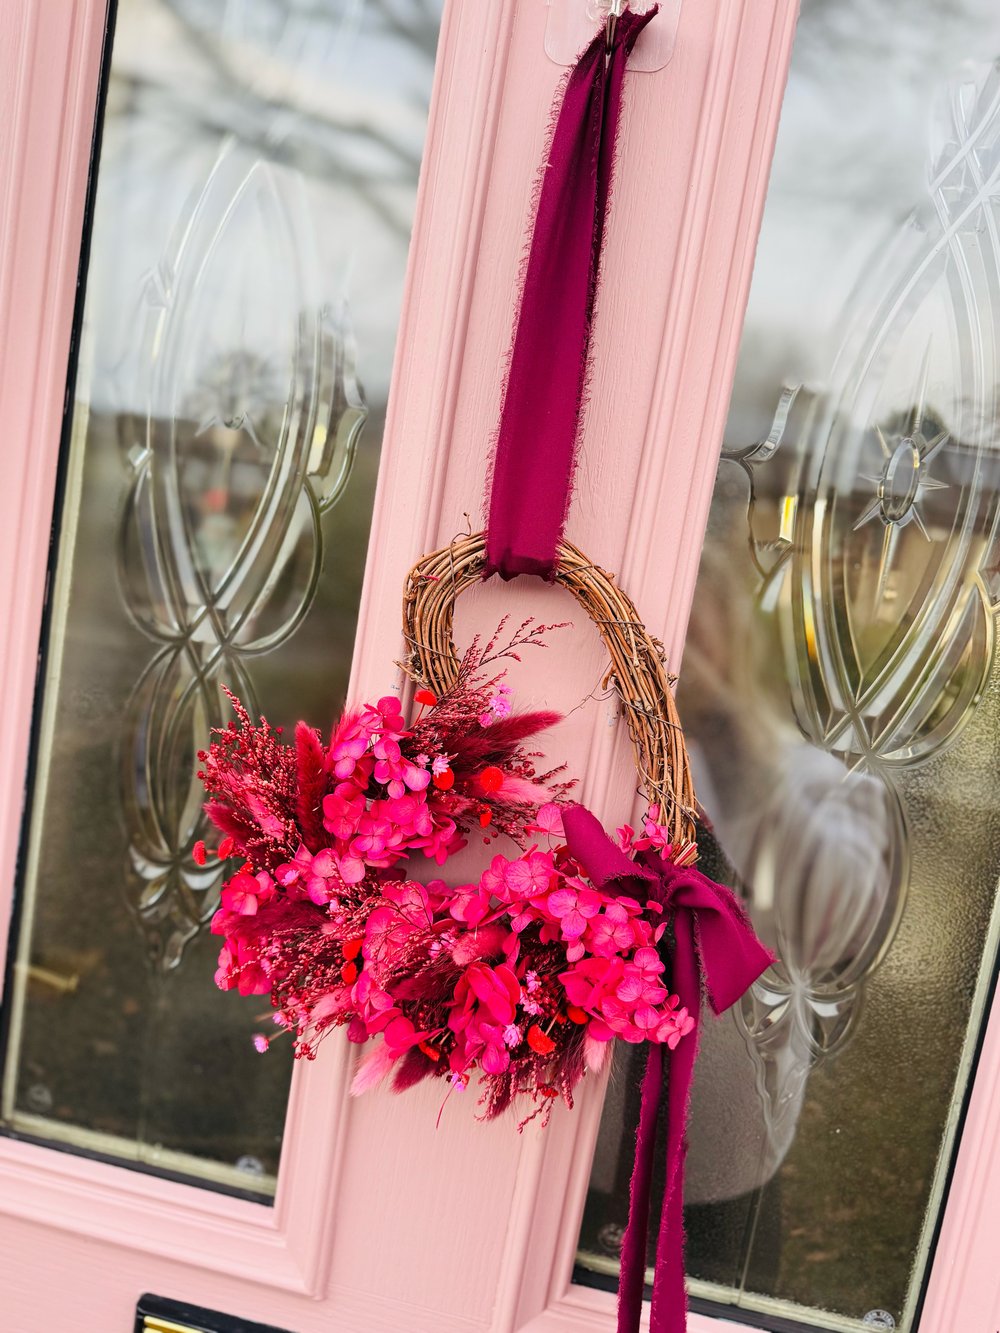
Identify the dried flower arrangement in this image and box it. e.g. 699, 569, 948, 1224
198, 617, 697, 1127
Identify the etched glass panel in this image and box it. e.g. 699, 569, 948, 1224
578, 6, 1000, 1330
0, 0, 441, 1195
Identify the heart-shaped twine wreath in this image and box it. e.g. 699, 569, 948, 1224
402, 531, 696, 846
197, 12, 771, 1333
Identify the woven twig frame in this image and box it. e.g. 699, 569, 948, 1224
401, 532, 698, 844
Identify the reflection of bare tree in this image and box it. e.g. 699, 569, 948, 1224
112, 0, 438, 239
183, 348, 285, 434
765, 0, 1000, 230
798, 0, 994, 71
369, 0, 442, 60
171, 0, 441, 59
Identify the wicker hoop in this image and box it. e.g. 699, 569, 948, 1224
401, 532, 697, 845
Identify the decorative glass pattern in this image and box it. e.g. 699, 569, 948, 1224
0, 0, 441, 1195
578, 7, 1000, 1331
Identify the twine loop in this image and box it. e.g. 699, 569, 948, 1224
402, 531, 697, 844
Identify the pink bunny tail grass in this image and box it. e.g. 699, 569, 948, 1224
585, 1032, 612, 1074
350, 1041, 398, 1096
499, 774, 558, 805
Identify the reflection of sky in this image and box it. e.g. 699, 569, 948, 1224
84, 0, 441, 414
730, 0, 1000, 441
86, 1, 1000, 429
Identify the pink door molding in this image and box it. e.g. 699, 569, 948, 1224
1, 1, 997, 1330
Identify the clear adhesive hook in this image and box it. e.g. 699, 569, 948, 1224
544, 0, 682, 71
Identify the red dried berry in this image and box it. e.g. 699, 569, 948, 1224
340, 961, 358, 985
479, 809, 493, 828
478, 766, 504, 793
343, 937, 363, 962
527, 1024, 556, 1055
433, 767, 455, 791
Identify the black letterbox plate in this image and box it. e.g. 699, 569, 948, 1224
135, 1294, 295, 1333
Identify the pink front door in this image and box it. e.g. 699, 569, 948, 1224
3, 3, 1000, 1332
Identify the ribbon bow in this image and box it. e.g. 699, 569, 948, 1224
562, 803, 774, 1333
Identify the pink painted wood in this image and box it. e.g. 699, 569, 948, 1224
1, 0, 994, 1330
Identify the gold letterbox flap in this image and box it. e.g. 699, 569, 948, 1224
135, 1295, 294, 1333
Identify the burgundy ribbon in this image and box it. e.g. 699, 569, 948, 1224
484, 7, 657, 580
562, 804, 774, 1333
479, 11, 771, 1328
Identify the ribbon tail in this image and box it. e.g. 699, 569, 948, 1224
649, 909, 701, 1333
617, 1040, 663, 1333
566, 819, 774, 1333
